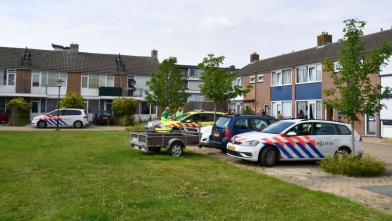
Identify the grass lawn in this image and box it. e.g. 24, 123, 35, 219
0, 130, 391, 221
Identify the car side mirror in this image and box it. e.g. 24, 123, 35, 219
286, 131, 297, 136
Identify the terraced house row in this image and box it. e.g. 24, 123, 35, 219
1, 28, 392, 137
233, 29, 392, 137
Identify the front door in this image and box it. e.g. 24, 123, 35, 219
366, 114, 376, 136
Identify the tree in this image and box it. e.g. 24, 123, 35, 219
198, 54, 252, 121
58, 91, 85, 109
145, 57, 190, 113
323, 19, 392, 152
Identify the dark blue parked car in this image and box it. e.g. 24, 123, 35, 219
209, 114, 279, 152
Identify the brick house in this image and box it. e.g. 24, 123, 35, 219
237, 29, 392, 137
0, 44, 160, 121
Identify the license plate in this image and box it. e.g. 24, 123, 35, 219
214, 132, 220, 137
103, 117, 109, 120
228, 145, 235, 151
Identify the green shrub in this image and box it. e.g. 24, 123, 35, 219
242, 106, 254, 115
318, 153, 386, 177
6, 98, 32, 126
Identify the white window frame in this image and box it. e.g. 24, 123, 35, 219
99, 74, 114, 87
272, 69, 291, 86
257, 74, 264, 82
82, 74, 89, 88
236, 77, 242, 86
250, 76, 255, 83
334, 61, 342, 72
296, 64, 322, 84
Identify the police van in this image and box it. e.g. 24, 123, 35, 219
31, 108, 89, 128
226, 119, 363, 167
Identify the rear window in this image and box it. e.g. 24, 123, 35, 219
215, 117, 231, 128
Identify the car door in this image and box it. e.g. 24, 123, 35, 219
313, 122, 340, 157
283, 122, 324, 160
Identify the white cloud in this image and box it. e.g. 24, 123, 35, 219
198, 16, 239, 30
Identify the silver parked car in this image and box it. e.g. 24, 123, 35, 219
145, 119, 161, 131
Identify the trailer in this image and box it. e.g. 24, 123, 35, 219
130, 131, 200, 156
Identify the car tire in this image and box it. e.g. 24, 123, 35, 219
167, 142, 184, 156
74, 121, 83, 128
220, 147, 227, 153
37, 121, 46, 128
259, 146, 278, 167
337, 146, 351, 155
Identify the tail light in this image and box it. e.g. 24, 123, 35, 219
224, 128, 233, 138
359, 136, 362, 142
84, 116, 88, 119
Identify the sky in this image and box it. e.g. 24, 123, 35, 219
1, 0, 391, 69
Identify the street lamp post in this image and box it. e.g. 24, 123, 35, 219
56, 79, 64, 130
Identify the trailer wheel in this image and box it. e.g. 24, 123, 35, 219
167, 142, 184, 156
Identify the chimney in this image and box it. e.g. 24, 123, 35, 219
70, 43, 79, 53
250, 52, 259, 63
151, 49, 158, 60
317, 32, 332, 46
229, 65, 235, 69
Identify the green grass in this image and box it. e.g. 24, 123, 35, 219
0, 131, 391, 220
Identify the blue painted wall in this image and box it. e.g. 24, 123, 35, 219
271, 85, 292, 101
295, 82, 322, 100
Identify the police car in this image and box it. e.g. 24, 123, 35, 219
226, 119, 364, 167
31, 108, 89, 128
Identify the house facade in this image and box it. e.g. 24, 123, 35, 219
0, 44, 160, 121
238, 29, 392, 137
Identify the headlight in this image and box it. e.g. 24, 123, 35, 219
241, 140, 260, 147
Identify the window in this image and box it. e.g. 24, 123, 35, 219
272, 70, 291, 86
0, 69, 6, 85
250, 76, 255, 83
236, 78, 242, 86
334, 61, 342, 72
89, 74, 99, 88
189, 68, 203, 77
32, 74, 40, 87
282, 69, 291, 85
257, 74, 264, 82
297, 65, 322, 83
42, 71, 67, 87
189, 81, 203, 90
99, 74, 114, 87
82, 74, 88, 88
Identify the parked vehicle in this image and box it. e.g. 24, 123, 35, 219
0, 109, 9, 122
155, 111, 225, 132
226, 119, 364, 167
199, 125, 213, 147
31, 108, 89, 128
130, 131, 200, 156
145, 119, 162, 131
209, 114, 279, 151
92, 110, 114, 125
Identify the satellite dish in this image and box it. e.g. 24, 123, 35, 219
128, 79, 136, 87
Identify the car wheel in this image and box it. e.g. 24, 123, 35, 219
337, 147, 351, 155
74, 121, 83, 128
220, 147, 227, 153
259, 146, 278, 167
167, 142, 184, 156
37, 121, 46, 128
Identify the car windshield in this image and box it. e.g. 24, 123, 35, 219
178, 113, 190, 121
261, 121, 296, 134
